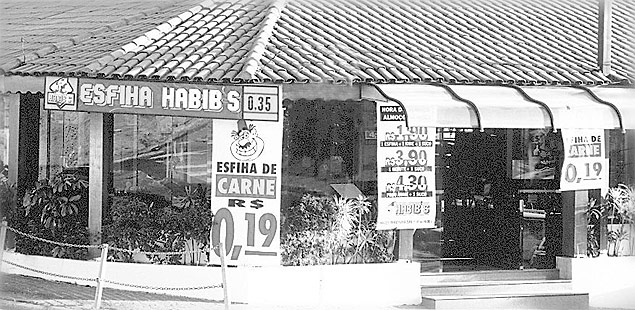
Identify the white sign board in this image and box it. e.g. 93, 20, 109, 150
376, 103, 436, 230
560, 129, 608, 191
210, 118, 283, 266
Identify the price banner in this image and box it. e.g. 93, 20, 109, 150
242, 86, 279, 121
376, 104, 436, 230
210, 118, 282, 266
560, 129, 608, 191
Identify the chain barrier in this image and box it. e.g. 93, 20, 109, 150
6, 225, 220, 256
6, 226, 101, 249
107, 246, 201, 256
3, 257, 223, 291
102, 279, 223, 291
108, 243, 220, 256
2, 258, 98, 282
3, 224, 228, 301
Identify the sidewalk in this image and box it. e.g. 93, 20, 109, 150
0, 272, 215, 310
3, 272, 631, 310
0, 273, 412, 310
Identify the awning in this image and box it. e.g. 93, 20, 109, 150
0, 75, 44, 94
362, 84, 634, 130
591, 87, 635, 129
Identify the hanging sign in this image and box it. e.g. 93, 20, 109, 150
376, 103, 436, 230
560, 129, 608, 191
43, 77, 279, 121
209, 117, 283, 266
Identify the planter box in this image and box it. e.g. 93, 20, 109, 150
557, 256, 635, 309
247, 261, 421, 306
1, 251, 421, 306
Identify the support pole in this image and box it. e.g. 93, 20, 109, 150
88, 113, 113, 259
0, 221, 7, 271
219, 242, 230, 310
398, 229, 415, 262
93, 244, 108, 310
561, 191, 588, 257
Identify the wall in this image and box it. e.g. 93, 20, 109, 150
557, 256, 635, 309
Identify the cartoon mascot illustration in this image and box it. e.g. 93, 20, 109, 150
49, 77, 73, 94
47, 77, 75, 109
230, 119, 264, 161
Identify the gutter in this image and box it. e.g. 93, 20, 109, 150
598, 0, 613, 76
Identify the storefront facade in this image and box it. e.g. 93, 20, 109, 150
1, 0, 634, 272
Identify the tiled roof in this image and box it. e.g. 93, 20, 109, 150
0, 0, 201, 74
613, 0, 635, 81
4, 0, 635, 85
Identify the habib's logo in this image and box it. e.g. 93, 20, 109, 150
46, 77, 77, 110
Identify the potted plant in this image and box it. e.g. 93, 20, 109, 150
601, 184, 634, 256
586, 198, 601, 258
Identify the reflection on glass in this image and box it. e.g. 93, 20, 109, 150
112, 115, 212, 201
282, 99, 364, 199
0, 96, 9, 177
39, 111, 90, 179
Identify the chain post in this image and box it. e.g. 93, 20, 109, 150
93, 244, 108, 310
218, 242, 230, 310
0, 221, 7, 271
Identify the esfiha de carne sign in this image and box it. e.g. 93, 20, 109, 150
44, 77, 279, 121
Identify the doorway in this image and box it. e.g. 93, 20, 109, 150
441, 129, 521, 271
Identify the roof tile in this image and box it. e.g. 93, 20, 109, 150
138, 66, 158, 78
4, 0, 633, 85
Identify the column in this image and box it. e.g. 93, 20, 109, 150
561, 190, 589, 257
398, 229, 415, 261
6, 93, 40, 249
88, 113, 113, 258
624, 130, 635, 185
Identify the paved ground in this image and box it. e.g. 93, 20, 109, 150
1, 272, 633, 310
0, 272, 215, 310
0, 272, 414, 310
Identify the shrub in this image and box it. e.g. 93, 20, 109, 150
15, 172, 90, 260
0, 175, 16, 222
103, 186, 213, 265
281, 193, 395, 265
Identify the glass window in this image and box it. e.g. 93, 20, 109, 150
282, 99, 370, 203
38, 111, 90, 179
0, 95, 10, 178
607, 129, 626, 187
112, 115, 213, 202
281, 98, 634, 268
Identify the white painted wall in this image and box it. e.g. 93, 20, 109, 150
247, 261, 421, 306
1, 251, 421, 306
557, 256, 635, 309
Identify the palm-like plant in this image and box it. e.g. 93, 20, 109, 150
587, 198, 602, 257
328, 195, 370, 264
604, 184, 634, 256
